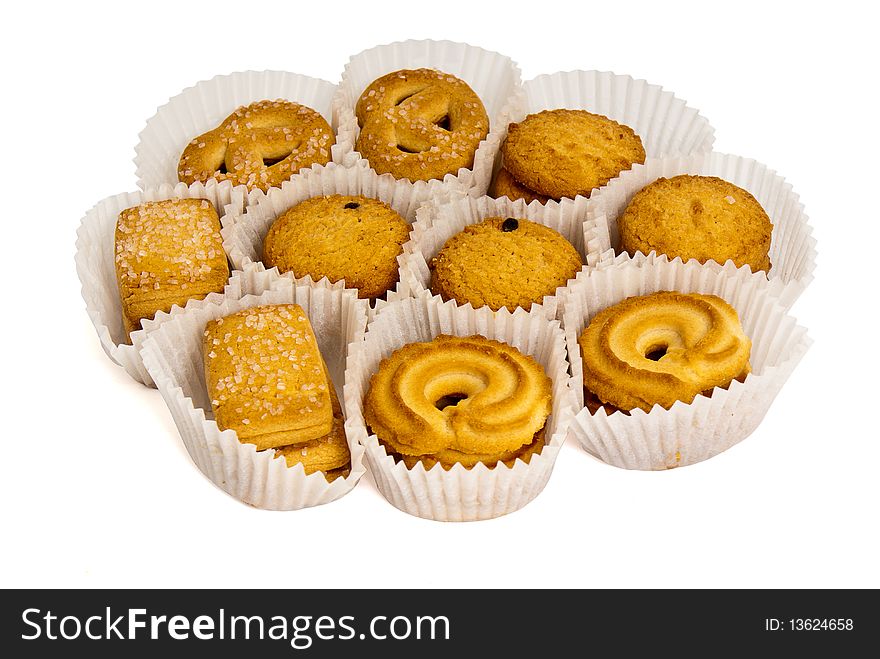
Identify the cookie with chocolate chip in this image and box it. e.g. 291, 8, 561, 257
428, 217, 583, 312
263, 194, 410, 299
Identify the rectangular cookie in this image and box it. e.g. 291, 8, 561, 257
114, 198, 229, 342
203, 304, 333, 450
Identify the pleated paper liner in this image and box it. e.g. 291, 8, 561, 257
221, 160, 437, 319
560, 258, 811, 471
332, 39, 525, 204
584, 152, 817, 309
488, 70, 716, 203
75, 180, 250, 386
344, 291, 577, 522
139, 265, 369, 510
397, 194, 608, 320
134, 70, 352, 190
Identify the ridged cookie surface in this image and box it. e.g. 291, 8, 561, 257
618, 175, 772, 273
579, 291, 752, 412
364, 335, 552, 457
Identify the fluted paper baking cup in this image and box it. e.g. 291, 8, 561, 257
344, 292, 576, 522
520, 70, 715, 158
585, 152, 817, 309
75, 180, 250, 386
332, 39, 525, 203
221, 160, 430, 316
135, 70, 352, 190
398, 194, 608, 320
139, 265, 369, 510
561, 259, 811, 470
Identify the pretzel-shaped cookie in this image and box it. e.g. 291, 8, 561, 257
579, 291, 752, 412
364, 335, 551, 456
178, 100, 334, 192
355, 69, 489, 182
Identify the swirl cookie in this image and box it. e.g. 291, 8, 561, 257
429, 217, 583, 312
579, 291, 752, 413
618, 175, 773, 273
263, 195, 410, 300
354, 68, 489, 182
178, 100, 334, 192
501, 109, 646, 199
114, 199, 229, 342
364, 335, 552, 468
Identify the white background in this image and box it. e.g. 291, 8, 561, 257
2, 0, 877, 589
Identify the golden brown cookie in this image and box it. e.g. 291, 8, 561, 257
262, 195, 410, 300
382, 428, 546, 471
618, 175, 773, 273
274, 385, 350, 476
178, 100, 334, 192
364, 334, 552, 458
203, 304, 333, 450
355, 68, 489, 182
489, 166, 552, 204
429, 217, 583, 312
578, 291, 752, 413
114, 199, 229, 342
502, 109, 646, 199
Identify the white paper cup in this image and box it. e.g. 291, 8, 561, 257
345, 292, 576, 522
585, 152, 817, 308
135, 70, 352, 190
561, 258, 811, 470
75, 180, 250, 386
221, 160, 430, 317
139, 264, 369, 510
332, 39, 524, 203
399, 194, 610, 320
488, 70, 716, 202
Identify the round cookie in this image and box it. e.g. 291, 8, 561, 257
178, 99, 334, 192
501, 109, 646, 199
618, 175, 773, 272
263, 195, 410, 300
429, 217, 583, 312
489, 166, 552, 204
354, 68, 490, 182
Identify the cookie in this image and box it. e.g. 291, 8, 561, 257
489, 166, 552, 204
364, 334, 552, 459
382, 428, 546, 471
178, 99, 334, 192
501, 109, 646, 199
203, 304, 333, 450
354, 68, 489, 182
429, 217, 583, 312
114, 198, 229, 341
274, 385, 351, 477
263, 195, 410, 300
618, 175, 773, 273
579, 291, 752, 413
